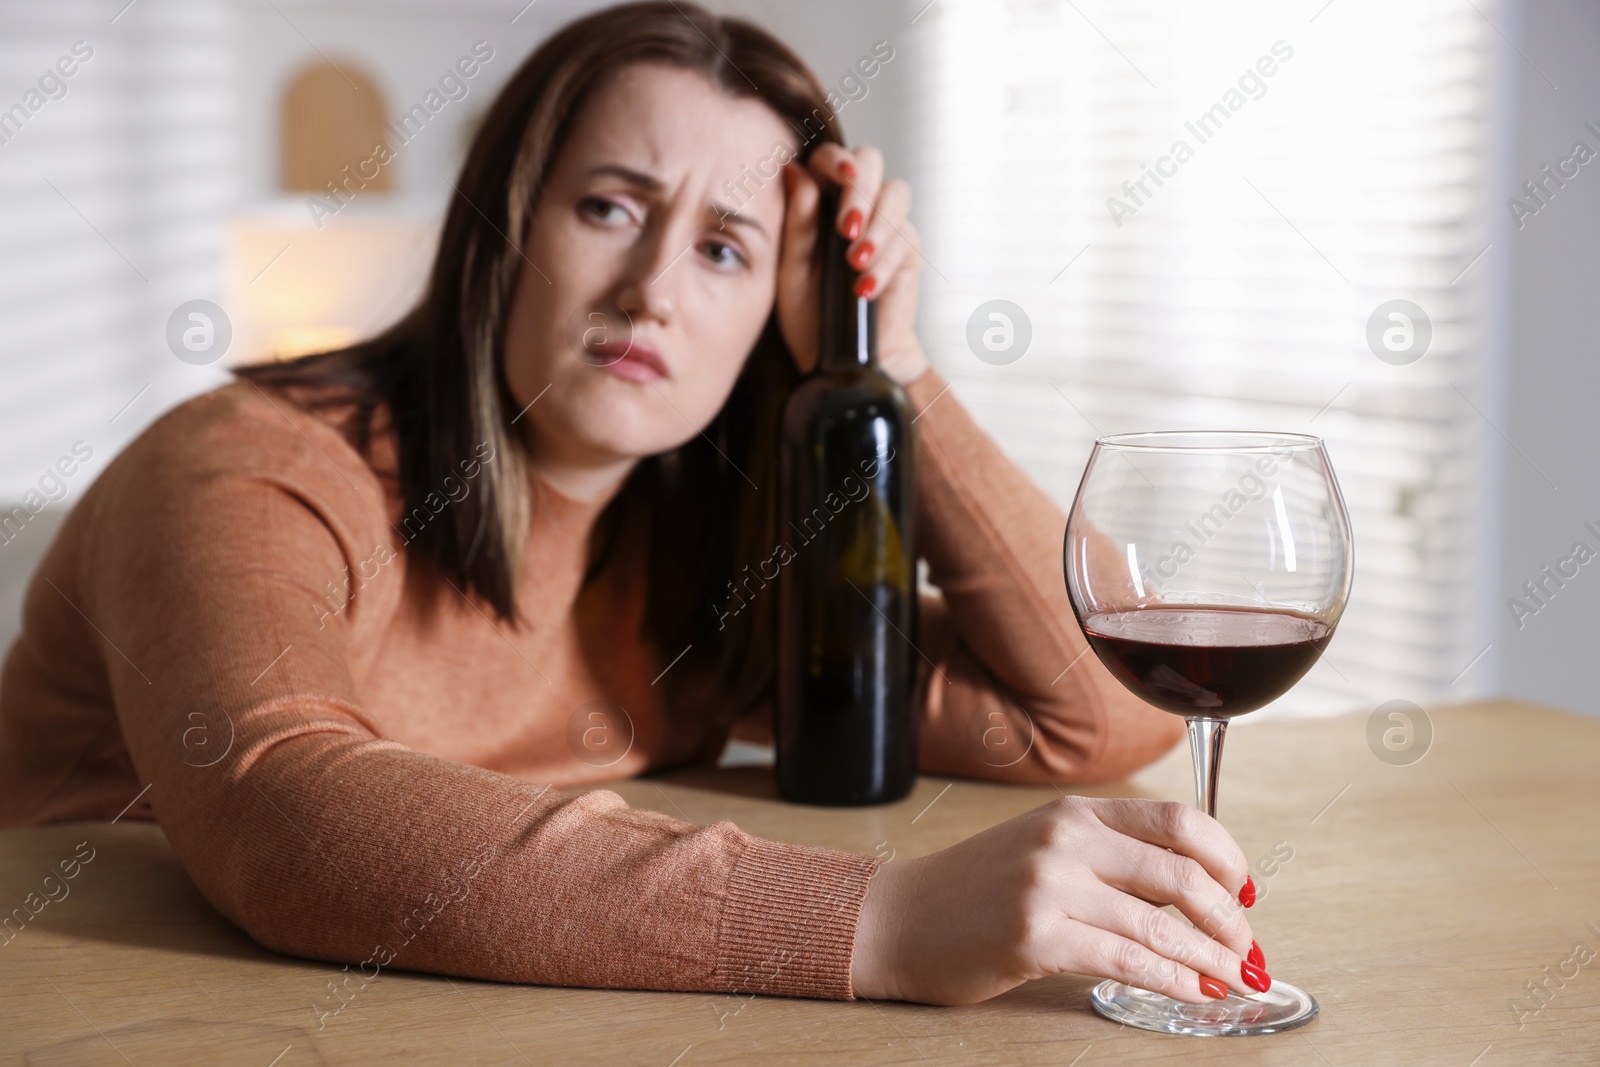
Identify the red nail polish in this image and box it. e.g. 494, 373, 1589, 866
1238, 876, 1256, 908
849, 240, 874, 270
1248, 940, 1265, 970
853, 274, 877, 299
1241, 960, 1271, 993
839, 159, 857, 179
842, 209, 863, 242
1198, 976, 1227, 1000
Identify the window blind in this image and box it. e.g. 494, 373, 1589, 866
0, 0, 233, 502
0, 0, 231, 651
906, 0, 1502, 717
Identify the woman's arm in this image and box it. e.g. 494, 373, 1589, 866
773, 146, 1174, 786
78, 388, 879, 1002
901, 363, 1186, 784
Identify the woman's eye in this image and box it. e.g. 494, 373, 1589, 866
580, 197, 631, 225
700, 239, 747, 270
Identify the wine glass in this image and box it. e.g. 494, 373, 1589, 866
1063, 431, 1353, 1036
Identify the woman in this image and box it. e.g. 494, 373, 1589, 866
0, 1, 1269, 1007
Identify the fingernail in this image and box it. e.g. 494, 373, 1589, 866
839, 159, 857, 179
1198, 975, 1227, 1000
848, 240, 874, 270
1238, 876, 1256, 908
854, 274, 877, 299
1241, 959, 1271, 993
842, 209, 863, 242
1248, 940, 1265, 970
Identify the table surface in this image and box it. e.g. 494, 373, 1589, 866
3, 700, 1598, 1066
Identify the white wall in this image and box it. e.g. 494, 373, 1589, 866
230, 0, 914, 207
720, 0, 916, 178
1494, 0, 1600, 714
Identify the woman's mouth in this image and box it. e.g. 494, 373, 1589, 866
588, 340, 670, 383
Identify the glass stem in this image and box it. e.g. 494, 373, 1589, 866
1186, 717, 1228, 819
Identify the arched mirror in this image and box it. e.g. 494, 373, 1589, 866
280, 61, 393, 195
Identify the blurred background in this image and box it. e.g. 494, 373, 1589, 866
0, 0, 1594, 720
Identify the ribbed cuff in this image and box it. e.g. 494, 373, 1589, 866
712, 835, 882, 1000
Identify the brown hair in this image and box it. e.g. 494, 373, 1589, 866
235, 1, 844, 761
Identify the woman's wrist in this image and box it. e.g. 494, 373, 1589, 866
850, 855, 912, 1000
880, 342, 931, 387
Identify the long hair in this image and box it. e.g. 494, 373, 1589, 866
235, 1, 845, 764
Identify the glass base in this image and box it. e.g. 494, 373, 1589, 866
1089, 978, 1319, 1036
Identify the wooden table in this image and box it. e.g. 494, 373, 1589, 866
3, 700, 1597, 1065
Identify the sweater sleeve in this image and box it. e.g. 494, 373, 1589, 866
901, 365, 1187, 784
78, 387, 879, 1002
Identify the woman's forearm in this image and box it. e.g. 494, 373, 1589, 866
81, 401, 880, 1003
900, 364, 1186, 783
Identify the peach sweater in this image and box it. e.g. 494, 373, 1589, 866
0, 363, 1183, 1000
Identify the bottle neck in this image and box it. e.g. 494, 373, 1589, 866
818, 292, 875, 371
816, 185, 876, 372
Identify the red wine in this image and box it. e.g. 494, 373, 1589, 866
776, 185, 918, 806
1082, 606, 1332, 717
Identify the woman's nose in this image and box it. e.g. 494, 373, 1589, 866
615, 232, 681, 324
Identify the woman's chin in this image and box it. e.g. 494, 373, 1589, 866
527, 367, 713, 461
554, 406, 683, 463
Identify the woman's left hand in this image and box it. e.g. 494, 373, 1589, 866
776, 144, 929, 385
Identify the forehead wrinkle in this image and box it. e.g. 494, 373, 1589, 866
571, 67, 791, 241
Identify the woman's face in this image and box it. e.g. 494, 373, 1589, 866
503, 62, 797, 489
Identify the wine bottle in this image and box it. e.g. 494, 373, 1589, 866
775, 184, 919, 806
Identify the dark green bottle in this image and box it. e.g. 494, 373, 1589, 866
776, 184, 918, 806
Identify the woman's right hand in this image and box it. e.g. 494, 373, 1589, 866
849, 795, 1266, 1005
